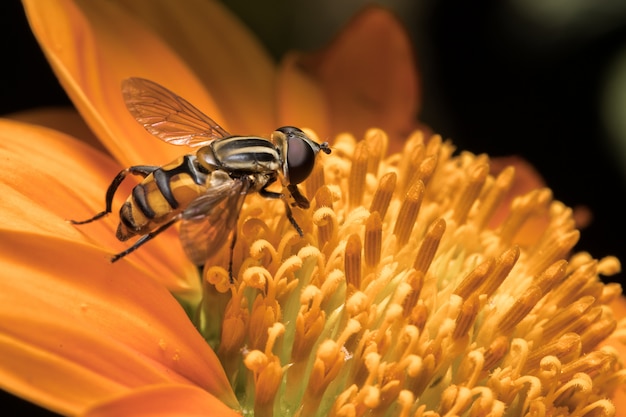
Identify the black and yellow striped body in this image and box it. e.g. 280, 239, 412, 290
117, 154, 209, 240
116, 136, 283, 241
197, 135, 282, 174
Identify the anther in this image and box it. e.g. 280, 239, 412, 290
345, 234, 362, 293
497, 285, 543, 334
348, 141, 369, 208
452, 163, 488, 225
369, 172, 397, 220
413, 218, 446, 275
393, 180, 425, 247
364, 212, 382, 269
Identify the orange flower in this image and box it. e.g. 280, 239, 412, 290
1, 1, 625, 416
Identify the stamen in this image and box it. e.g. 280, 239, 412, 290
597, 255, 622, 276
540, 296, 595, 342
524, 333, 581, 374
393, 180, 425, 247
302, 321, 361, 414
369, 172, 397, 221
527, 230, 579, 277
245, 268, 279, 350
453, 258, 495, 300
452, 163, 488, 225
244, 323, 285, 416
314, 186, 337, 251
533, 260, 568, 294
580, 318, 617, 354
249, 239, 279, 268
398, 131, 425, 192
560, 350, 615, 381
473, 165, 515, 230
363, 128, 388, 175
413, 218, 446, 274
218, 286, 249, 376
455, 350, 484, 388
305, 156, 327, 201
497, 285, 543, 334
578, 399, 616, 417
364, 212, 382, 269
547, 261, 601, 308
401, 270, 425, 318
348, 141, 369, 208
569, 307, 603, 337
292, 286, 325, 361
415, 154, 438, 188
480, 246, 519, 298
499, 188, 552, 245
482, 336, 509, 371
552, 374, 594, 409
397, 390, 415, 417
453, 295, 479, 340
345, 234, 362, 294
439, 385, 472, 415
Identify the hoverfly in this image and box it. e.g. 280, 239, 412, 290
72, 77, 331, 281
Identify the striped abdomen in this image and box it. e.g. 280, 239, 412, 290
116, 155, 208, 240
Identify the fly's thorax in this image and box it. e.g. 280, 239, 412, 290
203, 136, 282, 174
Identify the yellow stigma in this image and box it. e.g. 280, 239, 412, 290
199, 128, 625, 416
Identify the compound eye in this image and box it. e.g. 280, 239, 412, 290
287, 134, 315, 184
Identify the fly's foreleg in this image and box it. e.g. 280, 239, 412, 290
70, 165, 158, 224
259, 184, 305, 237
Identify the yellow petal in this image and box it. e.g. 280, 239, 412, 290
295, 6, 420, 146
22, 0, 224, 167
82, 384, 241, 417
0, 233, 237, 415
115, 0, 277, 135
0, 118, 200, 296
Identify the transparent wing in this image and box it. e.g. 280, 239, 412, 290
122, 77, 231, 147
179, 173, 250, 265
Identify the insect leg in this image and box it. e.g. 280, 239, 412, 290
283, 203, 304, 237
287, 184, 310, 209
70, 165, 159, 224
228, 226, 238, 285
110, 215, 179, 262
259, 184, 305, 237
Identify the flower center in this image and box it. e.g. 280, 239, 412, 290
197, 129, 623, 417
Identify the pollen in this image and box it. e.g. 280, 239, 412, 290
199, 128, 625, 416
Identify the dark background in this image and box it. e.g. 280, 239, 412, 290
1, 1, 625, 415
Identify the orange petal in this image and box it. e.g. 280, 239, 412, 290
22, 0, 224, 167
114, 0, 277, 135
295, 6, 420, 147
276, 52, 331, 139
6, 106, 105, 155
0, 118, 200, 296
0, 233, 237, 415
82, 384, 241, 417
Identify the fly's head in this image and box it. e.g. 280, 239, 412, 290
272, 126, 331, 186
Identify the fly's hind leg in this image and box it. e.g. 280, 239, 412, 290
111, 216, 179, 262
70, 165, 159, 224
